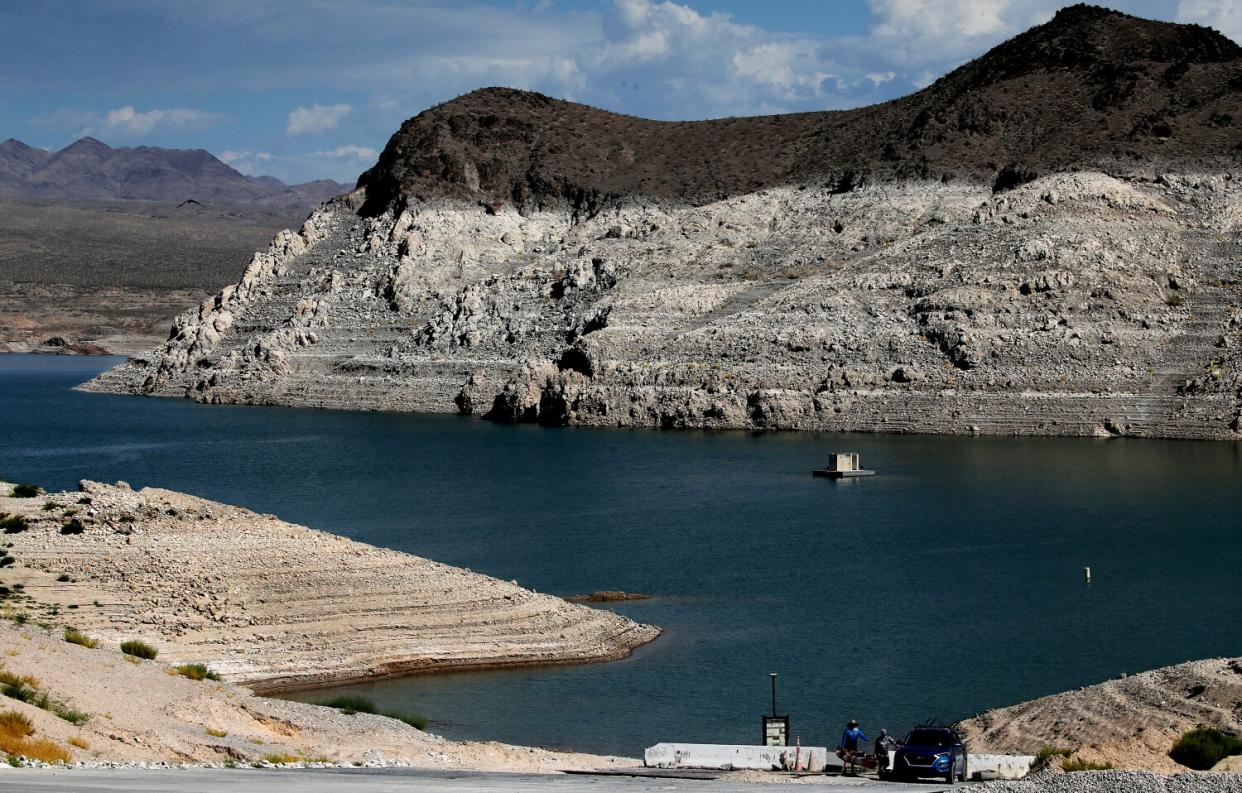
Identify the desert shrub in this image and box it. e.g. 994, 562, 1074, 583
1036, 747, 1072, 761
59, 519, 85, 535
1062, 756, 1114, 772
0, 515, 28, 533
1032, 746, 1073, 770
1166, 294, 1185, 307
323, 694, 427, 730
382, 710, 427, 730
0, 736, 71, 764
0, 556, 13, 568
1170, 727, 1242, 770
10, 485, 41, 499
67, 736, 88, 750
175, 663, 221, 682
205, 727, 228, 738
263, 752, 302, 765
324, 695, 377, 715
63, 628, 97, 649
49, 703, 89, 725
0, 710, 33, 739
0, 676, 38, 705
42, 503, 56, 512
55, 574, 71, 583
119, 640, 157, 660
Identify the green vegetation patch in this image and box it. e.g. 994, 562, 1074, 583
0, 668, 89, 725
1061, 756, 1114, 772
9, 485, 42, 499
0, 516, 27, 534
119, 640, 158, 660
175, 663, 221, 682
1170, 727, 1242, 770
322, 694, 427, 730
62, 627, 97, 649
59, 519, 85, 535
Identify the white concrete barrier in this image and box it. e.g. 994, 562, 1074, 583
645, 743, 830, 772
968, 753, 1035, 780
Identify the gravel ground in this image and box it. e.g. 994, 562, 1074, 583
977, 770, 1242, 792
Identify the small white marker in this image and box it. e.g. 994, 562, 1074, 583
1084, 566, 1092, 583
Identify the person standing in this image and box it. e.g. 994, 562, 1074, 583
838, 719, 868, 753
874, 728, 897, 776
836, 719, 869, 773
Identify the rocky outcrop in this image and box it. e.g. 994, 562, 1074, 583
86, 171, 1242, 439
958, 656, 1242, 772
0, 481, 659, 692
84, 9, 1242, 439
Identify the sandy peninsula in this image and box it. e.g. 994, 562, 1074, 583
0, 480, 658, 692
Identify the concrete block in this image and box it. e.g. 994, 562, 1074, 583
645, 743, 830, 772
968, 753, 1034, 780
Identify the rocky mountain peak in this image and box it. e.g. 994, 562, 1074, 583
57, 136, 113, 158
357, 7, 1241, 216
933, 3, 1241, 94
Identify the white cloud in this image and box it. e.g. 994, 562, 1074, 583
865, 0, 1055, 67
286, 103, 352, 135
31, 105, 225, 139
103, 105, 223, 135
310, 144, 378, 159
1178, 0, 1242, 42
213, 145, 378, 182
219, 149, 272, 163
215, 149, 275, 176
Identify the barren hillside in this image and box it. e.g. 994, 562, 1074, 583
87, 6, 1242, 439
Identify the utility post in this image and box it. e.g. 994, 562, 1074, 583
761, 672, 789, 746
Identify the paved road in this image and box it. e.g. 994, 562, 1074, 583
0, 767, 954, 792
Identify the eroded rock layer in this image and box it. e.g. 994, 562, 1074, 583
959, 656, 1242, 772
1, 481, 659, 692
85, 170, 1242, 439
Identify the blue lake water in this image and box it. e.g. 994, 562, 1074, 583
2, 354, 1240, 755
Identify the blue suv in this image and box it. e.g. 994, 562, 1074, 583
892, 725, 968, 783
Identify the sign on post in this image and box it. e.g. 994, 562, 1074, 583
762, 672, 789, 746
762, 715, 789, 747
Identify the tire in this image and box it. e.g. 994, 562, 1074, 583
945, 760, 956, 785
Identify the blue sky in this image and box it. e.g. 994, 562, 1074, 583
1, 1, 1237, 185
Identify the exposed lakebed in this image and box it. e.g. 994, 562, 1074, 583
3, 354, 1240, 755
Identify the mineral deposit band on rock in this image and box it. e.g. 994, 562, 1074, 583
0, 480, 660, 691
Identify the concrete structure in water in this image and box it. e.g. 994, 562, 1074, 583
812, 452, 875, 478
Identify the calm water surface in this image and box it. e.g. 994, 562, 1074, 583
3, 355, 1240, 755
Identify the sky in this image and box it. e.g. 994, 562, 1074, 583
1, 1, 1239, 185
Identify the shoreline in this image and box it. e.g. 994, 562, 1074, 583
0, 479, 661, 694
244, 636, 659, 696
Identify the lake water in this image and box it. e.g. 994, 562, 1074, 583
3, 354, 1241, 756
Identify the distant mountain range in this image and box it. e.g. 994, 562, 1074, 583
0, 137, 347, 208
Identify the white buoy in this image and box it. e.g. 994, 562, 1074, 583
1084, 566, 1092, 583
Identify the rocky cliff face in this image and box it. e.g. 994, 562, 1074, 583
85, 8, 1242, 440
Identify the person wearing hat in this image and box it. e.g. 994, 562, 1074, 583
839, 719, 868, 752
836, 719, 869, 770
